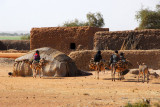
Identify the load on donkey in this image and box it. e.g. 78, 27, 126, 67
89, 50, 132, 80
109, 50, 133, 81
13, 47, 90, 77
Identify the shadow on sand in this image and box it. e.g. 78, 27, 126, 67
42, 77, 65, 79
152, 82, 160, 84
103, 78, 125, 81
42, 71, 93, 79
123, 79, 138, 82
103, 78, 146, 83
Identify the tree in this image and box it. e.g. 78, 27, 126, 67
61, 12, 105, 28
86, 12, 105, 27
62, 19, 88, 27
135, 5, 160, 29
20, 34, 30, 40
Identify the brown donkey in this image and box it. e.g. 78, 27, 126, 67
137, 62, 149, 83
111, 60, 133, 81
24, 58, 48, 78
89, 59, 108, 79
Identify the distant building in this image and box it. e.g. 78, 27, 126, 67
94, 29, 160, 50
30, 27, 109, 54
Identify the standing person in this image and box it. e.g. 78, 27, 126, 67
34, 50, 41, 62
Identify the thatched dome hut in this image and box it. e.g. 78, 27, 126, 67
13, 47, 79, 77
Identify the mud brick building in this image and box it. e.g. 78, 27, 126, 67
94, 29, 160, 50
69, 50, 160, 70
30, 27, 109, 54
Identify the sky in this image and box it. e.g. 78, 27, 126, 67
0, 0, 159, 32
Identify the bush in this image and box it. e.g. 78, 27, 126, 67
20, 35, 30, 40
124, 101, 150, 107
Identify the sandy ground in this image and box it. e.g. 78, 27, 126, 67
0, 62, 160, 107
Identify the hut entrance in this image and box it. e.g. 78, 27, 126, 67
70, 43, 76, 50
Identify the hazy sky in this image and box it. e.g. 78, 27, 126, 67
0, 0, 159, 32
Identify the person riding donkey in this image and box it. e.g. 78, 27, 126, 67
32, 50, 41, 78
109, 50, 120, 81
34, 50, 41, 62
93, 50, 102, 79
94, 50, 102, 66
119, 52, 128, 69
109, 50, 120, 66
119, 52, 126, 63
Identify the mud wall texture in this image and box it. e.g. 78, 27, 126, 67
0, 40, 30, 50
30, 27, 109, 54
69, 50, 160, 71
94, 29, 160, 50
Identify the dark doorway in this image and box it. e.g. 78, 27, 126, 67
70, 43, 76, 50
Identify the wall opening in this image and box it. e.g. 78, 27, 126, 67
70, 43, 76, 50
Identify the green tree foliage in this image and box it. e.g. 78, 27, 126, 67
63, 19, 88, 27
86, 12, 105, 27
136, 5, 160, 29
62, 12, 105, 28
20, 34, 30, 40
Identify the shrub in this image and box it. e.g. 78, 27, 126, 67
20, 35, 30, 40
124, 101, 150, 107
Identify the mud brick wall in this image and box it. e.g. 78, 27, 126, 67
30, 27, 109, 54
94, 29, 160, 50
0, 40, 30, 50
69, 50, 160, 71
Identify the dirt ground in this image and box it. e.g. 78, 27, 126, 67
0, 60, 160, 107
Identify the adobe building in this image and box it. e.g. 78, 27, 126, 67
94, 29, 160, 50
30, 27, 109, 54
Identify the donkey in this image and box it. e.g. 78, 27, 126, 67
89, 59, 108, 79
24, 58, 48, 78
111, 60, 133, 81
137, 62, 149, 83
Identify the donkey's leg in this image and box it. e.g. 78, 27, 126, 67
94, 67, 97, 79
111, 66, 113, 81
112, 66, 116, 81
118, 72, 120, 80
113, 68, 116, 81
119, 72, 122, 81
137, 72, 140, 82
35, 69, 38, 78
94, 65, 97, 79
120, 71, 123, 81
40, 69, 43, 78
97, 70, 99, 80
147, 72, 149, 83
32, 68, 34, 78
95, 64, 99, 79
143, 71, 145, 83
118, 71, 122, 81
111, 64, 115, 81
32, 69, 36, 78
122, 75, 125, 80
39, 69, 41, 78
102, 66, 105, 74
